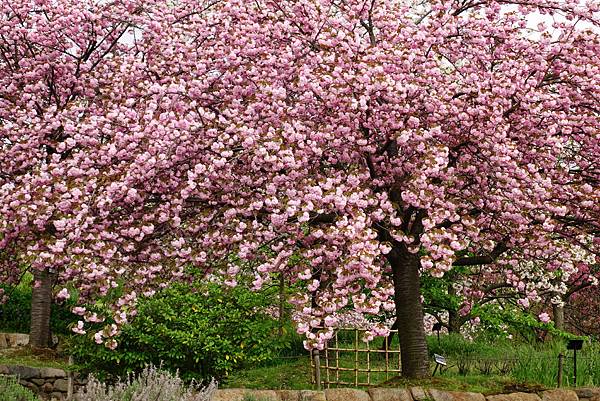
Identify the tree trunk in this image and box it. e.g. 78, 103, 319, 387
29, 269, 55, 348
448, 309, 462, 333
447, 284, 462, 333
387, 244, 430, 378
553, 303, 565, 332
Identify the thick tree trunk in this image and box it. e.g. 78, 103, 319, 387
387, 244, 430, 378
553, 303, 565, 332
29, 269, 55, 348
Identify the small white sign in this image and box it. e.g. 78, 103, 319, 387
434, 354, 447, 366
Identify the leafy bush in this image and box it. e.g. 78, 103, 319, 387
0, 284, 31, 333
77, 365, 217, 401
0, 375, 40, 401
69, 282, 291, 381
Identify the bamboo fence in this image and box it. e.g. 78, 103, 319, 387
310, 327, 402, 388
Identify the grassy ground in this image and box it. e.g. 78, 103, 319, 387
224, 334, 600, 391
223, 356, 312, 390
0, 347, 71, 370
1, 346, 553, 395
222, 357, 547, 394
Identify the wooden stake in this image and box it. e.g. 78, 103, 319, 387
355, 329, 359, 387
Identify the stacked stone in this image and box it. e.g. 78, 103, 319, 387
576, 388, 600, 401
0, 364, 87, 401
211, 387, 600, 401
2, 365, 600, 401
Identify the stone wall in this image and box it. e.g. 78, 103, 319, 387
0, 364, 87, 401
211, 387, 600, 401
0, 332, 30, 348
3, 365, 600, 401
0, 332, 58, 349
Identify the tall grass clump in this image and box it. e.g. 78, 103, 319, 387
511, 341, 600, 387
428, 333, 505, 375
76, 365, 217, 401
427, 334, 600, 387
0, 375, 40, 401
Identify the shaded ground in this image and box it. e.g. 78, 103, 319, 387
0, 347, 71, 370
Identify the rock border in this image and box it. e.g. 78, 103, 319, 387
212, 387, 600, 401
0, 364, 87, 401
3, 365, 599, 401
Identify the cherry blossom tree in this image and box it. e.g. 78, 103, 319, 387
550, 261, 599, 332
423, 252, 599, 335
1, 0, 599, 377
566, 284, 600, 336
0, 0, 159, 346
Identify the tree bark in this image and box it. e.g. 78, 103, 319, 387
29, 269, 55, 348
448, 309, 463, 334
553, 303, 565, 332
447, 284, 463, 333
387, 244, 430, 378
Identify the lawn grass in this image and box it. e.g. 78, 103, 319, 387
223, 356, 313, 390
222, 356, 547, 394
224, 334, 600, 391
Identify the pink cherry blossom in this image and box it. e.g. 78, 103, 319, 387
1, 0, 599, 377
539, 312, 551, 324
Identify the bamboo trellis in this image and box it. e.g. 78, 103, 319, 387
310, 327, 402, 388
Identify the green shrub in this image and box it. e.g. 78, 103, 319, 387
0, 284, 31, 333
69, 282, 291, 382
76, 365, 217, 401
0, 375, 40, 401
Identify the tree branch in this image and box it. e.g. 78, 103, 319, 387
453, 242, 508, 266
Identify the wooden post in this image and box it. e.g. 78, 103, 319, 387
573, 349, 578, 387
313, 349, 321, 390
67, 355, 74, 400
335, 330, 340, 385
324, 340, 330, 388
278, 274, 285, 336
398, 327, 402, 374
365, 335, 369, 386
385, 329, 390, 382
354, 329, 359, 386
557, 353, 564, 388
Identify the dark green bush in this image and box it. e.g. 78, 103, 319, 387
68, 282, 291, 382
0, 283, 77, 336
0, 285, 32, 333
